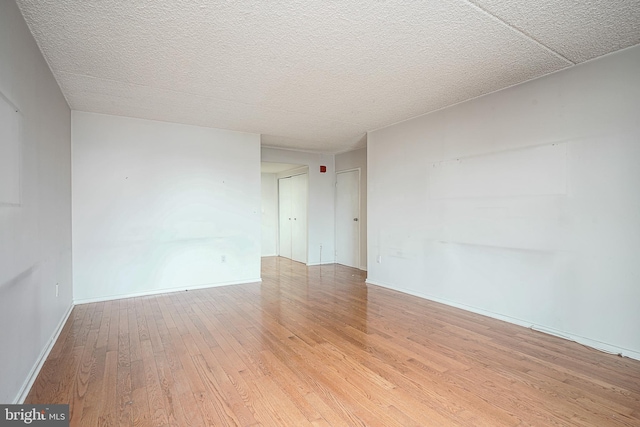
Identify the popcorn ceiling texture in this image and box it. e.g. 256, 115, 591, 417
15, 0, 640, 152
470, 0, 640, 63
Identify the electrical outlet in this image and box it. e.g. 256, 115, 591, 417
56, 283, 59, 297
221, 255, 226, 263
377, 255, 382, 263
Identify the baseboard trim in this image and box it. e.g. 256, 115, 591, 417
306, 262, 367, 270
74, 278, 263, 305
365, 278, 640, 362
15, 303, 74, 403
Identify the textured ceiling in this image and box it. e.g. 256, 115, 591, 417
15, 0, 640, 153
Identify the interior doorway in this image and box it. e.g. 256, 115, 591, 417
335, 169, 360, 268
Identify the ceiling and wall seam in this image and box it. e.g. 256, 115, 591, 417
260, 144, 340, 156
462, 0, 576, 65
370, 39, 639, 135
13, 3, 73, 109
333, 144, 368, 156
367, 61, 586, 134
56, 70, 370, 129
15, 0, 639, 152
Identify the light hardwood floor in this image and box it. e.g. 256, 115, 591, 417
27, 256, 640, 426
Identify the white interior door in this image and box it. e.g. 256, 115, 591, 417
291, 173, 307, 264
278, 173, 308, 263
336, 170, 359, 268
278, 177, 292, 259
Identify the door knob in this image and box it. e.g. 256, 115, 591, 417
353, 218, 358, 221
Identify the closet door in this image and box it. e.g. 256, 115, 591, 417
278, 177, 292, 259
291, 173, 307, 264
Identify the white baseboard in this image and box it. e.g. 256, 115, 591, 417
306, 262, 367, 271
15, 303, 74, 403
74, 278, 263, 305
306, 261, 337, 266
365, 279, 640, 362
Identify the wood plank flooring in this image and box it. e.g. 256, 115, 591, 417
26, 257, 640, 426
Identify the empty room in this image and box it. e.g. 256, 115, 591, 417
1, 0, 640, 425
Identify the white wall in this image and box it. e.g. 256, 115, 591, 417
261, 173, 278, 256
73, 112, 261, 303
368, 46, 640, 359
262, 147, 335, 265
336, 147, 367, 270
0, 1, 72, 403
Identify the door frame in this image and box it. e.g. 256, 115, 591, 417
277, 176, 293, 259
277, 170, 309, 263
335, 168, 361, 268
